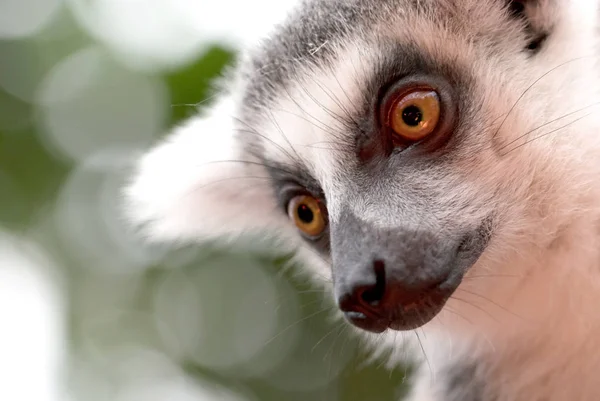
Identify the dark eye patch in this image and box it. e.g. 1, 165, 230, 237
264, 162, 324, 208
525, 32, 547, 51
261, 158, 332, 252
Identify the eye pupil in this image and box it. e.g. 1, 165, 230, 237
402, 105, 423, 127
297, 204, 314, 223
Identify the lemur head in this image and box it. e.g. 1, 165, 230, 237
125, 0, 600, 334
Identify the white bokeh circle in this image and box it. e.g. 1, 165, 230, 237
0, 0, 63, 39
152, 253, 301, 377
35, 46, 168, 164
69, 349, 256, 401
167, 0, 297, 48
112, 350, 256, 401
67, 0, 209, 71
54, 148, 171, 275
0, 232, 66, 401
66, 0, 300, 71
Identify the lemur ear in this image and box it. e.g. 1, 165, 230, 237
123, 95, 289, 246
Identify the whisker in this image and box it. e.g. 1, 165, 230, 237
501, 112, 594, 157
308, 74, 366, 136
297, 78, 356, 132
443, 306, 474, 326
450, 296, 499, 324
463, 273, 523, 280
280, 81, 347, 141
496, 101, 600, 153
266, 108, 305, 164
311, 324, 344, 353
376, 345, 394, 370
492, 55, 596, 140
325, 323, 349, 379
303, 140, 354, 154
414, 330, 433, 383
456, 288, 528, 322
301, 248, 333, 279
198, 158, 298, 177
309, 76, 355, 121
262, 306, 335, 347
171, 91, 221, 109
270, 107, 342, 138
230, 121, 299, 163
332, 69, 360, 116
338, 325, 353, 355
274, 297, 325, 314
389, 329, 400, 379
194, 176, 273, 191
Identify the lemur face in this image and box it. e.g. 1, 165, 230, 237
126, 0, 600, 333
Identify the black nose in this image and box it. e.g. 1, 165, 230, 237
337, 260, 453, 333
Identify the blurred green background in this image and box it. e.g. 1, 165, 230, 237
0, 2, 410, 400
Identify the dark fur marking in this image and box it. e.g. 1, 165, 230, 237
264, 160, 324, 207
443, 360, 488, 401
264, 160, 332, 253
505, 0, 551, 53
526, 32, 548, 52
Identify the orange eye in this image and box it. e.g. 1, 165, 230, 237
386, 89, 441, 143
288, 195, 326, 237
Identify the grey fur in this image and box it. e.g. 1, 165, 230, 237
331, 206, 485, 297
238, 0, 550, 117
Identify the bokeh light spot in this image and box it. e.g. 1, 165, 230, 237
54, 149, 171, 275
0, 232, 66, 401
36, 46, 168, 163
0, 0, 63, 39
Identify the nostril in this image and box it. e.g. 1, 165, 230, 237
359, 260, 387, 306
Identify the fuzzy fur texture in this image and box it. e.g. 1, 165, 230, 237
124, 0, 600, 399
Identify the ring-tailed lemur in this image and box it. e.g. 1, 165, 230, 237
124, 0, 600, 399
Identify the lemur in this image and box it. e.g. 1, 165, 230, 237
124, 0, 600, 399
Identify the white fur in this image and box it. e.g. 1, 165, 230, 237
124, 94, 296, 248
